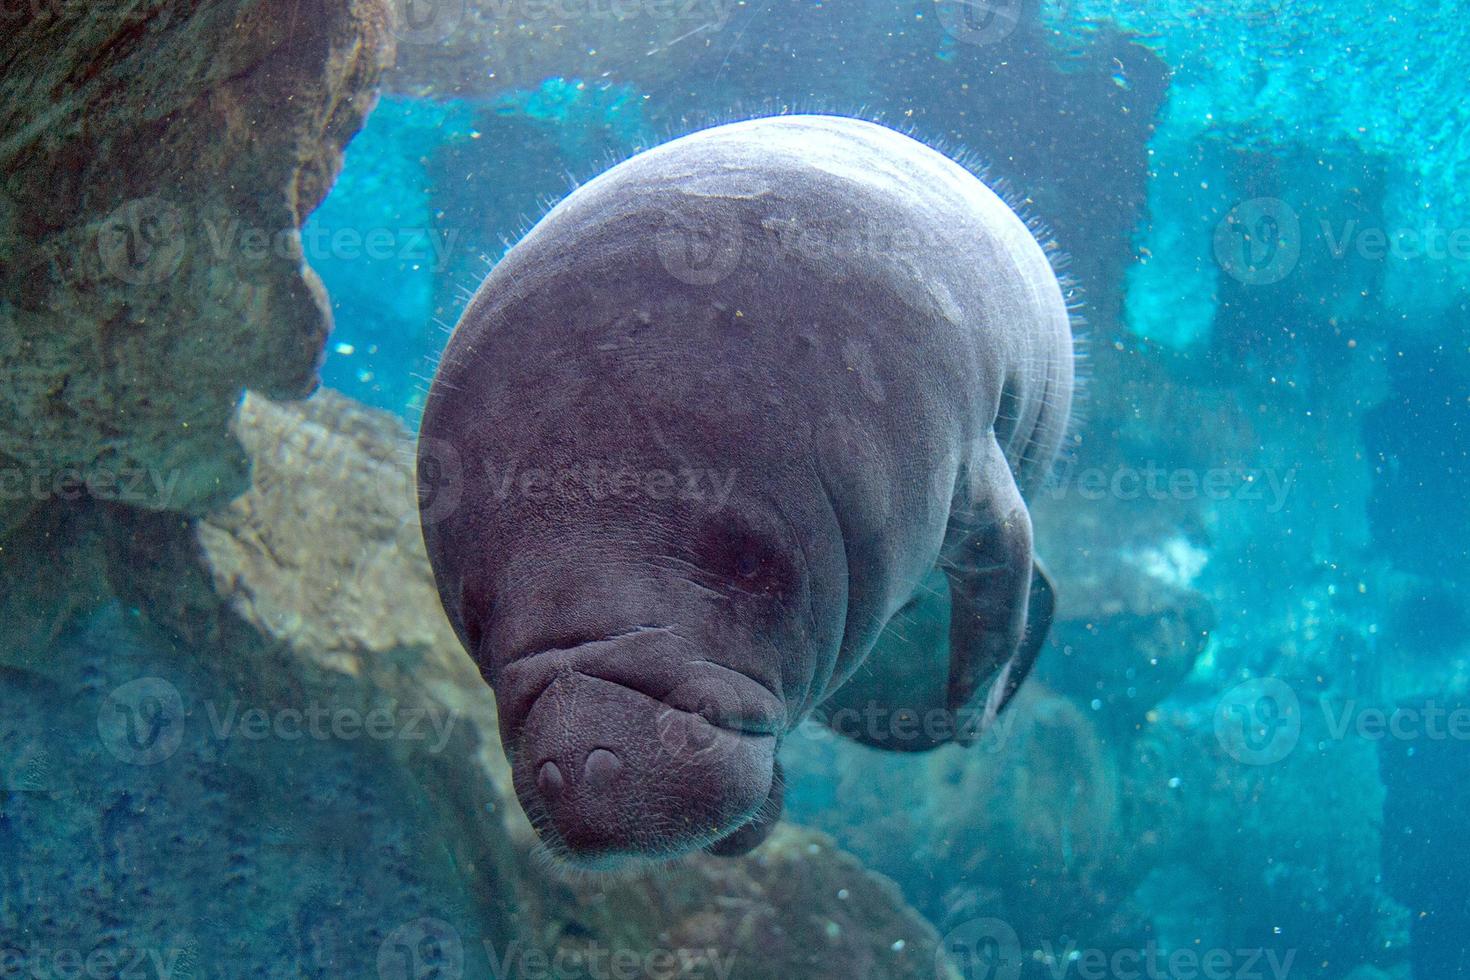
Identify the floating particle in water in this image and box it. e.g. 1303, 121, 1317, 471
1112, 58, 1132, 89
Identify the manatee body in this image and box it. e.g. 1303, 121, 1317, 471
418, 115, 1073, 865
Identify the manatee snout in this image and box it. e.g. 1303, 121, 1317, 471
499, 637, 784, 865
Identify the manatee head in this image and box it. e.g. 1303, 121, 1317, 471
418, 383, 847, 866
417, 112, 1034, 865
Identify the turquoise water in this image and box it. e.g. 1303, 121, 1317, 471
307, 2, 1468, 976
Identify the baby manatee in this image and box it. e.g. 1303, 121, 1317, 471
418, 114, 1073, 866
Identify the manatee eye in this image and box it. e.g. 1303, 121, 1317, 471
696, 522, 792, 602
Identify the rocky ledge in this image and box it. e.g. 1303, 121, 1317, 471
0, 0, 394, 514
0, 390, 949, 978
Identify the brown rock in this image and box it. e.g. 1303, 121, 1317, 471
94, 388, 947, 975
0, 0, 394, 513
101, 389, 524, 954
521, 824, 950, 980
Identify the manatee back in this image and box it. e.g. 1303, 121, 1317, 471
435, 114, 1073, 500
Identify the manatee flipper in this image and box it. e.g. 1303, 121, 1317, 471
973, 558, 1054, 737
942, 446, 1049, 746
705, 760, 783, 857
814, 449, 1053, 752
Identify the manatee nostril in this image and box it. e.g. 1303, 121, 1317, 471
537, 760, 566, 800
582, 748, 622, 791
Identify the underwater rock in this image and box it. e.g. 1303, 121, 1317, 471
1030, 494, 1215, 733
0, 408, 522, 970
0, 501, 112, 677
520, 824, 949, 980
0, 600, 521, 978
125, 389, 472, 677
785, 656, 1413, 976
5, 387, 946, 975
109, 389, 517, 837
1127, 707, 1412, 978
784, 683, 1136, 947
0, 0, 394, 513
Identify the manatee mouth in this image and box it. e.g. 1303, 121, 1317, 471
498, 639, 783, 865
545, 670, 782, 739
499, 631, 787, 741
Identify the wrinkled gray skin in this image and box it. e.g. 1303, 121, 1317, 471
418, 115, 1073, 867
